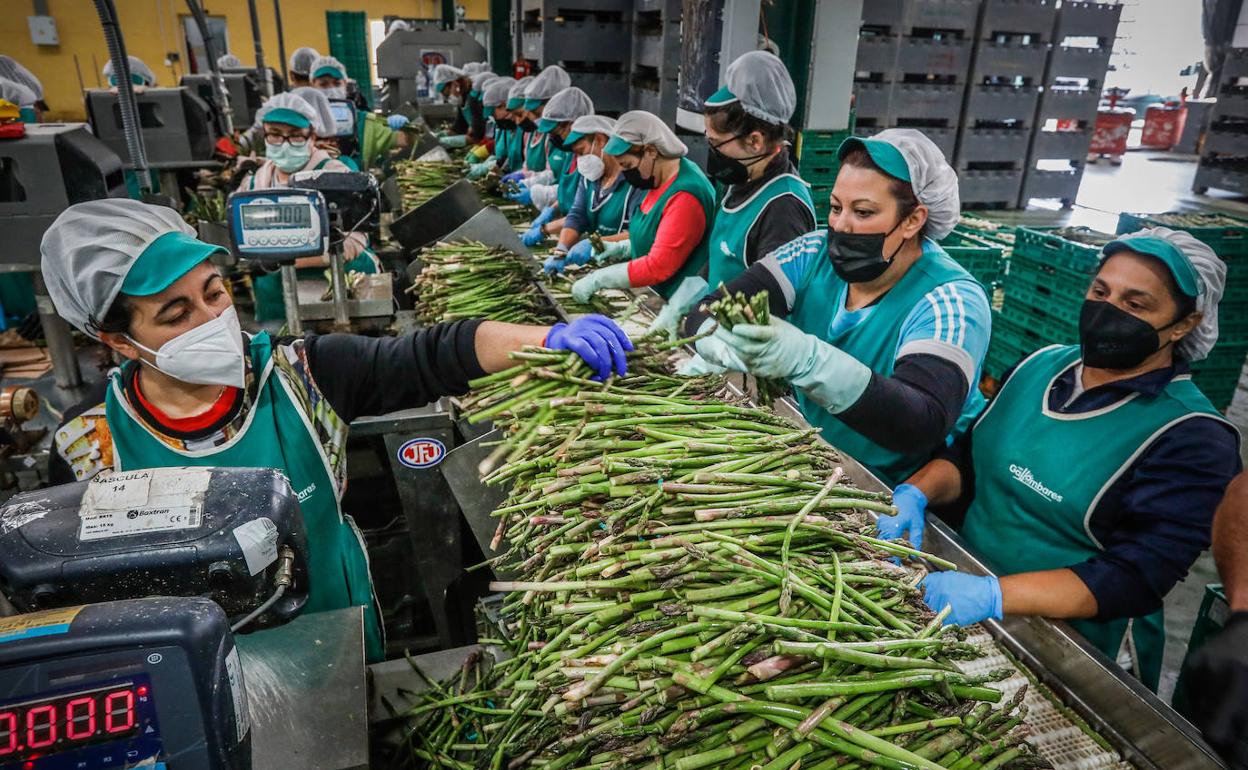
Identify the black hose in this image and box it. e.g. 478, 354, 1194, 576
184, 0, 234, 135
273, 0, 288, 85
93, 0, 150, 193
247, 0, 272, 97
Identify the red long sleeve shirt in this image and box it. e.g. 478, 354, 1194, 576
626, 166, 708, 287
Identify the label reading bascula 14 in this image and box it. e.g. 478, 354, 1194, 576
78, 467, 211, 541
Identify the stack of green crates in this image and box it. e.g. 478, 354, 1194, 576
939, 230, 1006, 293
985, 226, 1113, 379
1118, 211, 1248, 410
796, 129, 855, 224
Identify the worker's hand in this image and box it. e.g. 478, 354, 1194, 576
542, 253, 566, 274
571, 263, 631, 304
564, 239, 595, 267
545, 314, 634, 381
692, 319, 748, 372
502, 170, 526, 184
877, 483, 927, 551
439, 134, 468, 148
676, 353, 726, 377
532, 205, 557, 228
466, 158, 496, 180
716, 317, 872, 413
1181, 612, 1248, 766
921, 572, 1003, 627
387, 114, 410, 130
647, 276, 708, 340
506, 183, 534, 206
592, 239, 632, 264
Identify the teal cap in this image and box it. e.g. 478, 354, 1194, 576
523, 98, 543, 111
121, 231, 224, 296
505, 96, 523, 110
1103, 236, 1202, 298
603, 134, 635, 156
262, 107, 311, 128
537, 117, 562, 134
312, 64, 344, 80
704, 85, 737, 108
564, 130, 588, 147
107, 74, 147, 87
837, 136, 911, 183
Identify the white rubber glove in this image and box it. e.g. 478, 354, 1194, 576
529, 183, 559, 211
647, 276, 708, 340
529, 169, 555, 185
692, 318, 748, 372
592, 238, 632, 264
571, 262, 631, 304
676, 354, 726, 376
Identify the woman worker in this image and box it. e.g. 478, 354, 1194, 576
309, 55, 402, 170
431, 64, 486, 149
461, 70, 500, 171
500, 77, 534, 172
0, 56, 45, 119
517, 86, 595, 247
903, 228, 1240, 692
682, 129, 990, 488
238, 93, 378, 323
288, 47, 320, 88
569, 111, 716, 304
466, 76, 516, 180
514, 65, 572, 176
291, 86, 359, 171
542, 115, 644, 274
102, 55, 156, 88
680, 53, 815, 323
42, 198, 633, 663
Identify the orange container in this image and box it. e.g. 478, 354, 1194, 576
1090, 108, 1133, 155
1141, 103, 1188, 149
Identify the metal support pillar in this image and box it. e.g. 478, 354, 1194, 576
280, 264, 302, 335
328, 249, 350, 331
32, 273, 82, 390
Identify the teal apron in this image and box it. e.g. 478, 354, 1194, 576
788, 238, 985, 485
524, 131, 548, 173
461, 92, 478, 127
962, 345, 1232, 691
584, 177, 637, 237
626, 157, 716, 299
507, 127, 527, 171
547, 147, 581, 214
494, 125, 512, 165
707, 173, 814, 291
104, 333, 385, 662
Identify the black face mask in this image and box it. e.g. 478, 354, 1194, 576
1079, 299, 1181, 370
520, 118, 538, 133
549, 131, 569, 152
622, 152, 657, 189
828, 218, 907, 283
496, 117, 517, 131
705, 136, 769, 185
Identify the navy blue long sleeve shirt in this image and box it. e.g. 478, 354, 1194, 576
562, 175, 644, 236
940, 357, 1242, 621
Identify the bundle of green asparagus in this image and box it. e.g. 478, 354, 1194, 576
541, 268, 637, 318
1146, 212, 1245, 228
704, 287, 786, 406
394, 160, 466, 211
410, 241, 557, 325
402, 340, 1043, 770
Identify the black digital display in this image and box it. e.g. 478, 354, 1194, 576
0, 682, 147, 761
241, 203, 311, 229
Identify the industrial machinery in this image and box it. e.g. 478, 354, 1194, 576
84, 88, 218, 168
375, 26, 487, 113
0, 386, 47, 491
181, 72, 265, 128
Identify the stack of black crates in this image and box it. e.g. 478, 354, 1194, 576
519, 0, 631, 113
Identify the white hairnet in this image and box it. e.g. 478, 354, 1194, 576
256, 91, 320, 129
471, 70, 498, 92
217, 53, 242, 69
610, 110, 687, 157
569, 114, 616, 137
709, 50, 796, 125
387, 19, 412, 34
1110, 226, 1226, 362
543, 87, 594, 123
290, 86, 334, 136
0, 79, 37, 108
524, 65, 570, 102
507, 76, 534, 103
289, 47, 320, 76
41, 199, 193, 337
432, 64, 466, 88
870, 129, 960, 240
103, 56, 155, 87
0, 56, 42, 100
310, 55, 346, 80
462, 62, 489, 75
482, 76, 515, 108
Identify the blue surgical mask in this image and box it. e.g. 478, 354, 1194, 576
266, 140, 312, 173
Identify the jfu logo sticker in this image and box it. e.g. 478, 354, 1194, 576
397, 437, 446, 469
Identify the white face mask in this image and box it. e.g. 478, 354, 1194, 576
579, 152, 605, 182
127, 306, 246, 389
322, 86, 346, 100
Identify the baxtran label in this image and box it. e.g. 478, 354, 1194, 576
397, 437, 447, 469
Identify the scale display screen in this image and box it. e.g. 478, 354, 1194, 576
329, 100, 356, 137
241, 203, 312, 229
0, 676, 155, 765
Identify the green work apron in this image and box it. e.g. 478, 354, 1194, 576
788, 238, 983, 486
707, 173, 814, 291
356, 111, 396, 171
104, 333, 385, 662
626, 157, 716, 299
547, 146, 580, 214
962, 344, 1232, 691
584, 177, 637, 237
524, 131, 548, 173
494, 124, 512, 165
507, 128, 527, 171
461, 93, 477, 127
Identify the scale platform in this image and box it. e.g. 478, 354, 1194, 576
293, 279, 392, 321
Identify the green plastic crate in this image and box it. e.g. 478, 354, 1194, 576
940, 230, 1006, 290
999, 300, 1079, 346
326, 11, 374, 109
1012, 226, 1112, 274
1118, 211, 1248, 260
986, 314, 1043, 379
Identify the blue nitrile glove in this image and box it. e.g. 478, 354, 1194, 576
692, 318, 748, 372
571, 262, 631, 304
676, 353, 726, 376
876, 484, 928, 551
521, 223, 546, 247
565, 238, 595, 266
545, 314, 634, 381
717, 317, 872, 413
439, 134, 468, 148
466, 158, 496, 180
542, 253, 566, 274
387, 114, 410, 130
921, 572, 1003, 627
502, 170, 526, 184
648, 276, 708, 340
592, 238, 632, 264
531, 205, 556, 228
506, 183, 533, 205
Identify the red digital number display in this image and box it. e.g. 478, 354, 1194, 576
0, 684, 146, 761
